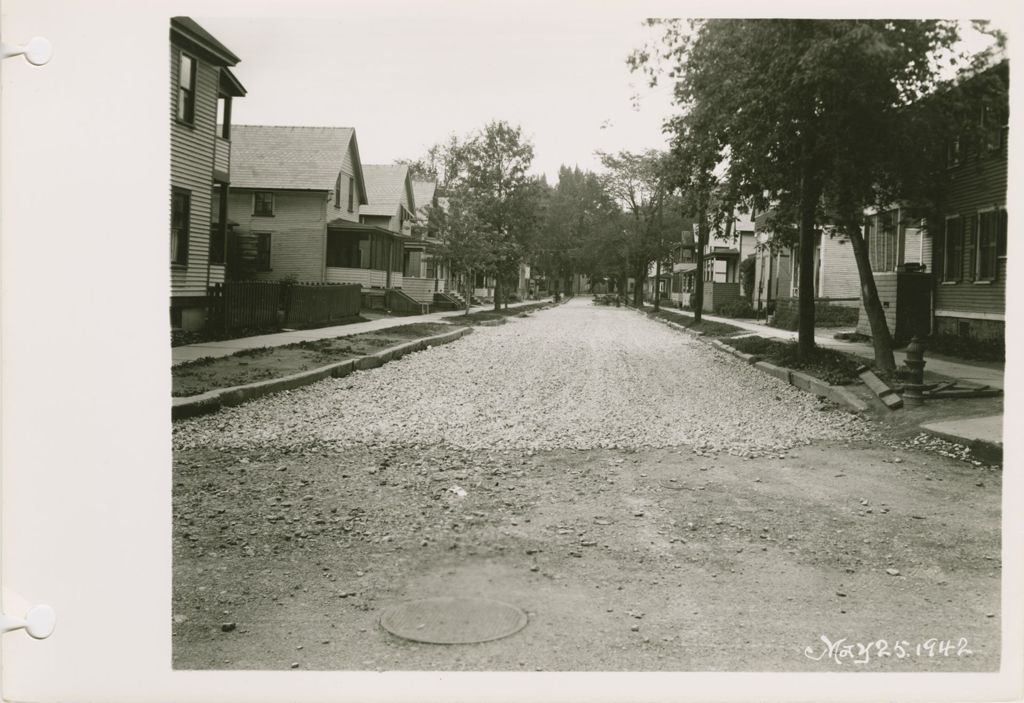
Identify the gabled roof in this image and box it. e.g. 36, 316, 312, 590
170, 17, 240, 66
411, 180, 437, 212
229, 126, 368, 202
360, 164, 416, 217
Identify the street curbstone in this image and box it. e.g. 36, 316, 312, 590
754, 360, 792, 384
172, 327, 472, 419
172, 392, 221, 420
331, 360, 356, 378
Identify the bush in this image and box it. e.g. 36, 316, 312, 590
922, 333, 1005, 362
717, 300, 755, 319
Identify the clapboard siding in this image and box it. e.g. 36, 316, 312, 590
932, 144, 1007, 322
820, 234, 860, 299
228, 189, 329, 282
170, 44, 219, 298
856, 272, 898, 336
328, 142, 361, 223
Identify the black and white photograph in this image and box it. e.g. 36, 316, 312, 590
3, 2, 1021, 701
165, 12, 1010, 675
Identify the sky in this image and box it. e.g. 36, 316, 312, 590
200, 12, 675, 183
199, 12, 1007, 185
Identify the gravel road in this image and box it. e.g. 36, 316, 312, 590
174, 298, 870, 456
173, 298, 1001, 672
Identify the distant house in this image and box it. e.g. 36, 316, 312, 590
695, 210, 757, 312
752, 206, 861, 319
401, 179, 450, 303
227, 126, 418, 294
169, 17, 246, 331
929, 59, 1008, 341
853, 207, 933, 342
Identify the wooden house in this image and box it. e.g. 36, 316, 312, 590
853, 207, 933, 342
402, 180, 450, 303
170, 17, 246, 331
698, 211, 757, 312
929, 60, 1008, 342
226, 126, 419, 296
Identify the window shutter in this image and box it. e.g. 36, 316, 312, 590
964, 214, 976, 282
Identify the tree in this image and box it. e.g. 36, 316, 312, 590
453, 121, 544, 311
632, 19, 999, 369
536, 165, 620, 295
597, 149, 676, 307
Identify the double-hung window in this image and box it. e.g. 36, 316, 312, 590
347, 178, 355, 213
253, 191, 274, 217
176, 53, 196, 125
171, 188, 191, 265
942, 216, 963, 282
975, 208, 1005, 282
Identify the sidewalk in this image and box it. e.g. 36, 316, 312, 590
654, 306, 1004, 389
653, 305, 1004, 462
172, 298, 548, 366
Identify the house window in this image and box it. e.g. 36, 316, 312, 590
176, 53, 196, 125
425, 258, 436, 279
253, 192, 274, 217
216, 97, 231, 139
946, 136, 962, 168
171, 188, 190, 265
866, 210, 898, 273
975, 209, 1003, 281
255, 232, 272, 271
347, 178, 355, 213
942, 216, 963, 282
980, 104, 1006, 153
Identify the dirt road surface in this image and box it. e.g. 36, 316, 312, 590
172, 298, 1000, 671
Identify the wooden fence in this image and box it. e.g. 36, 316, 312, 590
284, 282, 361, 326
208, 281, 362, 331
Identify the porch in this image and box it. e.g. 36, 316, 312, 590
325, 220, 406, 291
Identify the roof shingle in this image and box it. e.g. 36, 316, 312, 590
360, 164, 414, 217
230, 125, 358, 192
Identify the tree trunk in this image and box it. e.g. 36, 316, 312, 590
796, 168, 820, 360
653, 258, 662, 311
633, 264, 646, 307
693, 212, 705, 322
847, 225, 896, 371
493, 275, 502, 312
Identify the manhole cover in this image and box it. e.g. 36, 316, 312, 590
379, 597, 528, 644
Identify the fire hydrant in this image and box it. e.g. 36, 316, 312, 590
903, 336, 927, 406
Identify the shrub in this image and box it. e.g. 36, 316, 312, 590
717, 300, 755, 319
922, 333, 1005, 362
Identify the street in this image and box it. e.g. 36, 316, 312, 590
172, 298, 1001, 671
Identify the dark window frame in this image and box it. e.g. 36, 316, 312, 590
347, 177, 355, 213
176, 51, 197, 126
171, 188, 191, 266
942, 215, 963, 283
253, 191, 275, 217
945, 136, 962, 169
975, 208, 1003, 282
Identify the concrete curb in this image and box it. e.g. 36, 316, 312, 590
173, 327, 473, 420
647, 311, 869, 414
919, 427, 1003, 464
